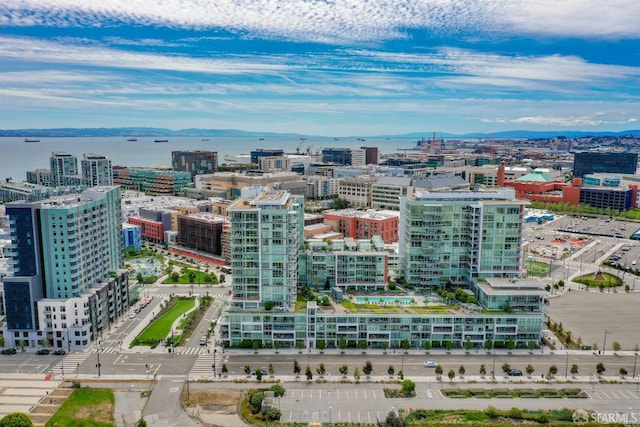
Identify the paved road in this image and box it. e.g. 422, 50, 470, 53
142, 376, 200, 427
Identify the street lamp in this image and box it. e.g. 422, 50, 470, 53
603, 330, 611, 355
96, 341, 102, 377
212, 348, 217, 378
564, 351, 569, 378
633, 351, 638, 379
76, 363, 80, 378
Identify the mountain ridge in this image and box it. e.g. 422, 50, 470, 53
1, 127, 640, 139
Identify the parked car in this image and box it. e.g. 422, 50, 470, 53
1, 348, 17, 355
424, 361, 438, 368
35, 348, 50, 355
509, 369, 523, 376
254, 367, 269, 376
52, 349, 66, 356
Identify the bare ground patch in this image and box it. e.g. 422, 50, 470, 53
74, 402, 114, 424
183, 389, 242, 410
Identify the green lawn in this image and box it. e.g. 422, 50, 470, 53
574, 272, 622, 288
162, 269, 218, 285
526, 261, 550, 277
131, 298, 195, 347
46, 388, 114, 427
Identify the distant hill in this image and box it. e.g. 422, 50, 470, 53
393, 130, 640, 139
1, 127, 640, 139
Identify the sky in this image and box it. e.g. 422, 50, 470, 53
1, 0, 640, 136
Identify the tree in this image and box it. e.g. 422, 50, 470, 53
305, 365, 313, 381
447, 369, 455, 382
596, 362, 605, 376
612, 341, 621, 353
522, 364, 533, 377
619, 367, 628, 377
266, 407, 282, 421
377, 410, 408, 427
506, 338, 515, 352
136, 418, 147, 427
221, 363, 228, 375
339, 339, 347, 352
359, 341, 368, 351
458, 365, 465, 376
256, 369, 263, 382
38, 338, 47, 349
339, 365, 348, 377
250, 391, 265, 414
268, 363, 274, 376
0, 412, 33, 427
354, 367, 361, 383
316, 363, 326, 376
435, 365, 443, 378
317, 340, 326, 351
444, 341, 453, 352
401, 339, 410, 351
464, 338, 472, 352
423, 341, 431, 351
485, 338, 493, 351
170, 272, 180, 282
570, 364, 579, 376
293, 359, 301, 376
388, 365, 395, 376
479, 364, 486, 376
244, 365, 251, 375
363, 360, 373, 376
401, 379, 416, 395
270, 384, 286, 398
548, 364, 558, 378
219, 274, 225, 283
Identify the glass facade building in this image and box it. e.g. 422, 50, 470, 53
573, 152, 638, 178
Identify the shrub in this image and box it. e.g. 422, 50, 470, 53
485, 406, 499, 419
270, 384, 285, 397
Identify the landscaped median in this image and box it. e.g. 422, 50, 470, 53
130, 296, 196, 348
441, 387, 588, 399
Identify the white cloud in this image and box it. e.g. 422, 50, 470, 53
2, 0, 640, 43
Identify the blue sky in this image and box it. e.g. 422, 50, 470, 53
1, 0, 640, 136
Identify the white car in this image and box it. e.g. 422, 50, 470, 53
424, 361, 437, 368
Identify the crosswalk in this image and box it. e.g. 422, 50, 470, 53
151, 292, 227, 300
50, 352, 91, 376
189, 349, 225, 378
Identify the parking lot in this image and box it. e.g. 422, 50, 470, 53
547, 289, 640, 351
551, 215, 639, 240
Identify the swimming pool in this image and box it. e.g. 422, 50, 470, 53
355, 296, 414, 304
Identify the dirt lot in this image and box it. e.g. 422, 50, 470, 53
547, 290, 640, 351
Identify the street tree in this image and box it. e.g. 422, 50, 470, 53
479, 364, 486, 376
354, 367, 361, 383
339, 365, 348, 377
305, 366, 313, 381
548, 364, 558, 378
388, 365, 395, 377
596, 362, 606, 376
501, 363, 511, 376
458, 365, 465, 377
612, 341, 621, 353
316, 363, 326, 377
447, 369, 455, 382
526, 364, 535, 377
570, 364, 579, 376
293, 359, 301, 376
363, 360, 373, 376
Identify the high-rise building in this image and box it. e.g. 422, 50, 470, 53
81, 153, 113, 186
322, 148, 352, 165
399, 188, 524, 288
172, 150, 218, 178
2, 186, 125, 350
573, 152, 638, 178
228, 188, 304, 310
50, 152, 78, 187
